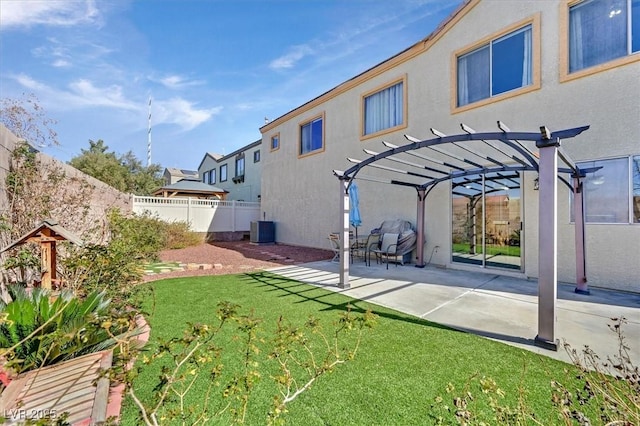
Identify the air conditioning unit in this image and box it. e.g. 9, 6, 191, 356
250, 221, 275, 244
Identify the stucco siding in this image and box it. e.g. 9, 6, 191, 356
260, 0, 639, 291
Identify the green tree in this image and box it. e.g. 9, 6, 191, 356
69, 140, 163, 195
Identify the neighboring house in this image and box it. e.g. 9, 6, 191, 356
152, 180, 227, 199
258, 0, 639, 292
197, 140, 262, 202
163, 168, 199, 185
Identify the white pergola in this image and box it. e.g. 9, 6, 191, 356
334, 122, 597, 351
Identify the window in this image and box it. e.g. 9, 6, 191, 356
456, 24, 533, 107
568, 0, 639, 73
363, 79, 405, 137
220, 164, 227, 182
271, 134, 280, 151
254, 150, 260, 163
202, 169, 216, 184
299, 115, 324, 156
235, 155, 245, 177
572, 156, 640, 223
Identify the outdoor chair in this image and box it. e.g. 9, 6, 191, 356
328, 233, 341, 262
368, 232, 399, 269
350, 232, 375, 263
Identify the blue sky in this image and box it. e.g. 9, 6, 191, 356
1, 0, 460, 170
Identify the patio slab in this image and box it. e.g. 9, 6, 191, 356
267, 261, 640, 365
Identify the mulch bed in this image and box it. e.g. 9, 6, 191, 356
143, 241, 333, 282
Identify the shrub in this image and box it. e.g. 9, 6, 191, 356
0, 285, 136, 374
163, 220, 203, 249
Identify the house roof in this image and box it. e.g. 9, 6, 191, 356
197, 141, 261, 171
1, 219, 84, 254
215, 139, 261, 163
164, 168, 199, 177
197, 152, 224, 171
153, 180, 227, 195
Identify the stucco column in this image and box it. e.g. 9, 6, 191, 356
534, 131, 559, 351
339, 179, 350, 289
415, 188, 426, 267
573, 176, 589, 294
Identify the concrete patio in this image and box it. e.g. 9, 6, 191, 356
267, 260, 640, 365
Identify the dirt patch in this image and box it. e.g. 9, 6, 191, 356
143, 241, 333, 282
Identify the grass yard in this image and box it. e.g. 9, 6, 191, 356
120, 272, 595, 425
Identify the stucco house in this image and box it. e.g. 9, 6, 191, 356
162, 168, 199, 185
197, 140, 262, 202
258, 0, 639, 292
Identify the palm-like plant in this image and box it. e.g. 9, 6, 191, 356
0, 285, 137, 374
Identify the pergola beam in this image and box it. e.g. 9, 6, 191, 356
337, 124, 591, 351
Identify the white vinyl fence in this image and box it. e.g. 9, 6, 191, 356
132, 196, 261, 233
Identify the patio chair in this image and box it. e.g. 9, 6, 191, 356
350, 232, 375, 263
328, 233, 341, 262
368, 232, 399, 269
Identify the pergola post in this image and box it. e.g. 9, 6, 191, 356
415, 189, 426, 267
573, 176, 589, 294
339, 179, 351, 289
535, 129, 559, 351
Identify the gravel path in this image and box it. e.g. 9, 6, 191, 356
143, 241, 333, 282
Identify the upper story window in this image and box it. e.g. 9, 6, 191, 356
299, 115, 324, 156
202, 170, 215, 184
254, 150, 260, 163
220, 164, 227, 182
235, 154, 245, 177
456, 24, 533, 108
568, 0, 639, 73
362, 78, 405, 138
271, 134, 280, 151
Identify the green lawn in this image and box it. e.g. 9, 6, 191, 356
453, 242, 521, 258
120, 272, 594, 425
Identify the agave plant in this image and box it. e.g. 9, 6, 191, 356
0, 285, 137, 374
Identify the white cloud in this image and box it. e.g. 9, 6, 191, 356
0, 0, 101, 29
153, 98, 222, 131
269, 44, 314, 70
153, 74, 205, 90
14, 73, 48, 90
67, 79, 138, 110
52, 59, 72, 68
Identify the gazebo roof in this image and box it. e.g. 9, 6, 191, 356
0, 219, 83, 254
152, 180, 228, 197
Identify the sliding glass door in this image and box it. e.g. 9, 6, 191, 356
451, 172, 522, 270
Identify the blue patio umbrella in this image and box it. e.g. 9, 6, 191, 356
349, 180, 362, 238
